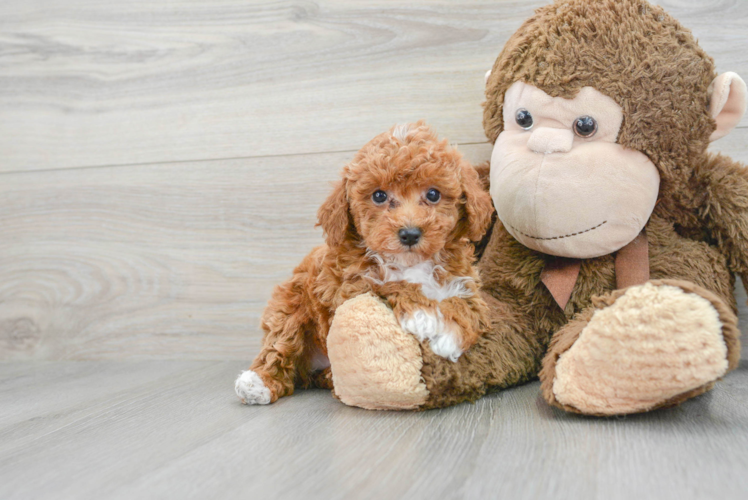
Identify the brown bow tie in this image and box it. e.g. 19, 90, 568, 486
540, 231, 649, 310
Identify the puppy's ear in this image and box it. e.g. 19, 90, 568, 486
460, 163, 494, 241
316, 178, 352, 248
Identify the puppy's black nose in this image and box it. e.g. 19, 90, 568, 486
398, 227, 422, 247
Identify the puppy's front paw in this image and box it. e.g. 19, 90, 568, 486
400, 309, 464, 362
400, 308, 440, 341
234, 370, 272, 405
429, 322, 463, 362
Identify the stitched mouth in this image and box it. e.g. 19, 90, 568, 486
510, 220, 607, 241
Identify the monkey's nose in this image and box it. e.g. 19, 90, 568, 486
398, 227, 422, 247
527, 127, 575, 154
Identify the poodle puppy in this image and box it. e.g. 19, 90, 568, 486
235, 122, 494, 405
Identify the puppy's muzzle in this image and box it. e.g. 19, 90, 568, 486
398, 227, 422, 247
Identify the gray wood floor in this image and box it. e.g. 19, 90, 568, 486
1, 358, 747, 500
1, 1, 748, 499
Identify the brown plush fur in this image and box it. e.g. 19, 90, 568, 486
248, 122, 493, 403
413, 0, 746, 411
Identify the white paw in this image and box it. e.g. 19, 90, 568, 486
400, 308, 440, 342
429, 323, 463, 362
400, 308, 464, 362
234, 370, 271, 405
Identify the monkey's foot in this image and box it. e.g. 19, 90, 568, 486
327, 293, 429, 410
541, 280, 740, 416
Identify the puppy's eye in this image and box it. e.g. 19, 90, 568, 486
515, 108, 533, 130
426, 188, 441, 203
573, 116, 597, 137
372, 190, 388, 205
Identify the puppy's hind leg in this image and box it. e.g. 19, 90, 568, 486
236, 273, 315, 405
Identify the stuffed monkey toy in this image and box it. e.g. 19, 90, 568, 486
324, 0, 748, 415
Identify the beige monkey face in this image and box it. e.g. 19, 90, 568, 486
490, 81, 660, 259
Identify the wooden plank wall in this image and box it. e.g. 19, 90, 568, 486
1, 0, 747, 360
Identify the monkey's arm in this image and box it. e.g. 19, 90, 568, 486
696, 153, 748, 287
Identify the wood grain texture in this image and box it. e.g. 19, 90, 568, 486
0, 0, 746, 172
0, 359, 746, 500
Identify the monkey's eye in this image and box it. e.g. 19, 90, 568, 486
515, 108, 533, 130
372, 190, 388, 205
573, 116, 598, 137
426, 188, 441, 203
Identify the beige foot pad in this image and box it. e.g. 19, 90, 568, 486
327, 293, 429, 410
553, 282, 729, 415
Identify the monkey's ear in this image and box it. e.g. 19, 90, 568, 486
461, 163, 495, 242
316, 179, 351, 248
709, 72, 747, 142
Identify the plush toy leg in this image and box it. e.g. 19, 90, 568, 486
327, 293, 429, 410
540, 279, 741, 416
